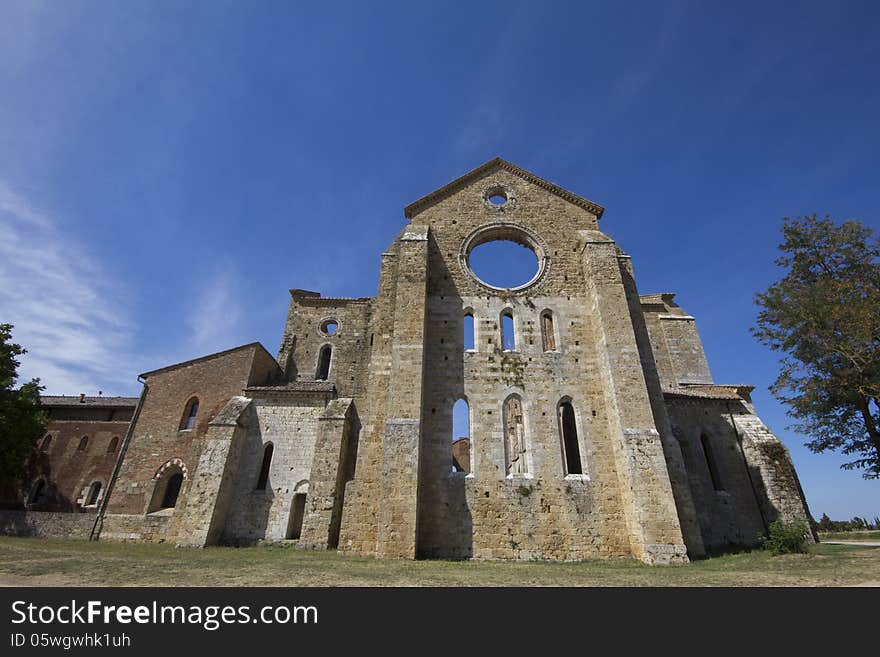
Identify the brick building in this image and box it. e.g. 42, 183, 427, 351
0, 158, 814, 564
0, 395, 136, 538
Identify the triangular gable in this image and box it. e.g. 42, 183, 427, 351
403, 157, 605, 220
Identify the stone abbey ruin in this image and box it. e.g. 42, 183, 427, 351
1, 158, 814, 564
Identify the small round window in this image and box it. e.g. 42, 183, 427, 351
484, 186, 511, 208
321, 320, 339, 335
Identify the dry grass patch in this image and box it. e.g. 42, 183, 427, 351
0, 537, 877, 587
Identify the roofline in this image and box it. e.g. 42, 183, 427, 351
289, 290, 373, 304
40, 396, 139, 408
403, 157, 605, 220
139, 342, 276, 378
663, 384, 755, 401
639, 292, 677, 304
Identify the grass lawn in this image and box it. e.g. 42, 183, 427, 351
0, 537, 877, 586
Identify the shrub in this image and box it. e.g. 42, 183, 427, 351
764, 519, 810, 555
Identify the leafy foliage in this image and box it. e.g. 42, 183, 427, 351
817, 512, 880, 533
0, 324, 47, 482
764, 519, 811, 555
753, 215, 880, 478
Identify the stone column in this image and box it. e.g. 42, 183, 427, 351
581, 232, 689, 565
618, 253, 706, 558
376, 224, 429, 559
733, 411, 815, 540
299, 398, 357, 550
172, 397, 251, 547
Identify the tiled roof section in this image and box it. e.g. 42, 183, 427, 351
139, 342, 275, 378
403, 157, 605, 220
41, 395, 138, 408
289, 292, 373, 304
663, 384, 754, 401
246, 381, 336, 394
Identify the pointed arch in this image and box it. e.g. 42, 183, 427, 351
701, 432, 724, 491
287, 480, 310, 540
500, 309, 515, 351
503, 393, 528, 475
541, 310, 557, 351
85, 481, 102, 506
147, 458, 188, 513
316, 345, 332, 380
463, 311, 475, 351
451, 397, 471, 473
28, 478, 47, 506
557, 398, 583, 475
256, 442, 274, 490
107, 436, 120, 454
180, 397, 199, 431
77, 435, 89, 452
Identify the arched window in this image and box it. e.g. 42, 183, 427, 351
161, 473, 184, 509
501, 310, 515, 351
316, 345, 332, 380
107, 436, 119, 454
77, 436, 89, 452
180, 397, 199, 431
541, 311, 557, 351
701, 433, 723, 491
85, 481, 102, 506
451, 398, 470, 473
148, 460, 187, 513
256, 443, 274, 490
40, 435, 52, 452
463, 313, 475, 351
504, 395, 528, 475
558, 400, 583, 475
29, 479, 47, 506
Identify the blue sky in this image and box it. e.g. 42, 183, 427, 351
1, 1, 877, 520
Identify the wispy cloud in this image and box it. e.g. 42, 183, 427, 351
0, 181, 140, 395
186, 269, 243, 355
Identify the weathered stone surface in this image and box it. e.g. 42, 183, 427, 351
3, 158, 814, 566
0, 510, 95, 539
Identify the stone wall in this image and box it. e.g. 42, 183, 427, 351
733, 412, 815, 535
665, 396, 768, 550
222, 391, 330, 543
99, 512, 172, 542
0, 510, 96, 539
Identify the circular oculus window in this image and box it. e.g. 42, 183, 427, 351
460, 223, 548, 292
320, 319, 339, 336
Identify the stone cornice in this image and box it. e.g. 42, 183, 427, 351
403, 157, 605, 220
289, 292, 374, 305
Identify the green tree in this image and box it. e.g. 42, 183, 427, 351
753, 215, 880, 478
0, 324, 47, 482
